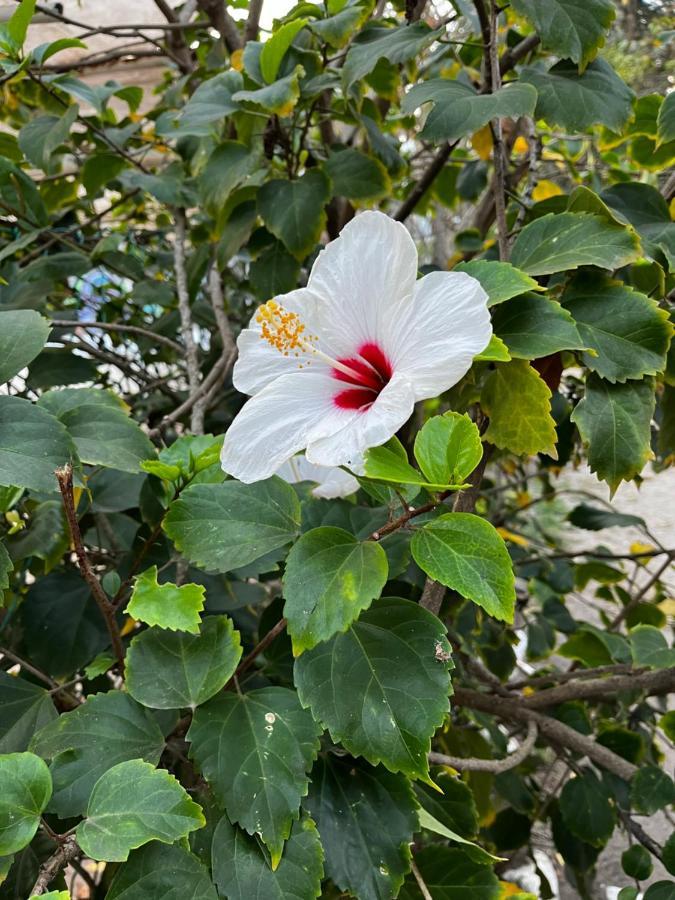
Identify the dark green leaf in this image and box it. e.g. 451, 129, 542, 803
521, 58, 634, 132
567, 503, 645, 531
561, 275, 673, 383
622, 844, 653, 880
211, 814, 323, 899
453, 260, 541, 307
324, 148, 391, 200
658, 91, 675, 146
258, 171, 330, 259
188, 686, 321, 865
559, 770, 615, 847
249, 241, 301, 300
399, 846, 500, 899
510, 213, 640, 276
343, 22, 440, 90
126, 616, 242, 710
305, 755, 416, 900
76, 759, 205, 862
30, 691, 164, 818
411, 513, 515, 622
571, 375, 656, 494
233, 66, 303, 116
0, 673, 56, 754
18, 105, 78, 171
294, 598, 452, 782
200, 141, 256, 215
163, 478, 301, 574
107, 842, 218, 900
0, 397, 78, 493
492, 293, 585, 359
631, 765, 675, 814
511, 0, 615, 69
171, 71, 243, 137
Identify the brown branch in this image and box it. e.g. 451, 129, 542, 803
509, 663, 638, 690
498, 32, 539, 75
207, 256, 238, 361
394, 140, 460, 222
196, 0, 242, 52
609, 554, 674, 630
430, 719, 538, 772
0, 646, 58, 688
50, 319, 184, 356
229, 617, 288, 683
245, 0, 264, 43
487, 1, 509, 260
454, 687, 638, 782
516, 547, 675, 567
30, 835, 79, 896
173, 208, 203, 434
523, 666, 675, 710
55, 465, 125, 671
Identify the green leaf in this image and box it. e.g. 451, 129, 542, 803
233, 65, 304, 116
212, 814, 323, 898
363, 436, 468, 490
0, 752, 51, 856
0, 672, 57, 754
601, 182, 675, 270
36, 393, 154, 474
82, 152, 127, 198
521, 58, 634, 132
126, 566, 205, 633
305, 755, 416, 900
107, 842, 218, 900
399, 846, 500, 899
249, 240, 301, 300
414, 771, 478, 841
343, 22, 440, 90
510, 213, 640, 277
163, 478, 301, 574
402, 80, 536, 142
29, 37, 87, 65
200, 141, 256, 216
567, 503, 644, 531
76, 759, 204, 862
188, 686, 321, 864
323, 148, 391, 201
258, 170, 330, 259
260, 18, 308, 83
630, 625, 675, 669
631, 765, 675, 814
663, 832, 675, 876
416, 808, 500, 865
453, 260, 542, 307
171, 71, 243, 137
492, 293, 585, 359
28, 893, 69, 900
559, 770, 615, 847
0, 397, 78, 493
0, 0, 35, 50
510, 0, 615, 70
0, 311, 50, 385
310, 0, 372, 48
294, 598, 452, 782
126, 616, 242, 710
283, 526, 388, 654
413, 413, 482, 487
18, 105, 78, 172
571, 375, 655, 494
561, 275, 673, 383
0, 539, 10, 591
481, 360, 558, 458
644, 882, 675, 900
622, 844, 653, 880
658, 91, 675, 146
411, 513, 516, 623
30, 691, 165, 818
475, 334, 511, 362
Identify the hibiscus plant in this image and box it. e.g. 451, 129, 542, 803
0, 0, 674, 897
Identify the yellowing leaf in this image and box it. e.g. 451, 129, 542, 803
472, 125, 493, 160
230, 49, 243, 71
658, 598, 675, 616
532, 179, 564, 201
496, 527, 530, 548
512, 135, 529, 154
630, 541, 656, 564
120, 617, 137, 637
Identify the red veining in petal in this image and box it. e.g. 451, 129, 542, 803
332, 342, 393, 411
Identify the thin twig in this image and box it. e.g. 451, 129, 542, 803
50, 319, 184, 355
245, 0, 264, 43
429, 720, 537, 772
173, 209, 203, 434
487, 2, 509, 260
0, 646, 58, 688
55, 465, 125, 671
523, 666, 675, 709
229, 617, 288, 684
30, 836, 79, 896
410, 859, 434, 900
609, 554, 674, 630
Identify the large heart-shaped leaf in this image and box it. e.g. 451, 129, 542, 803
257, 171, 330, 259
106, 841, 218, 900
0, 310, 50, 385
0, 752, 52, 856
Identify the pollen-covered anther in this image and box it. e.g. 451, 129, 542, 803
255, 300, 314, 355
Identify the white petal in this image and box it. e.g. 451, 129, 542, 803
277, 455, 359, 499
305, 373, 416, 469
220, 371, 341, 482
392, 271, 491, 399
231, 288, 326, 396
307, 211, 419, 356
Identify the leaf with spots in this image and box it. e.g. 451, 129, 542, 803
187, 686, 321, 867
283, 526, 388, 655
294, 598, 452, 783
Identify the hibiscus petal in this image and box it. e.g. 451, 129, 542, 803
231, 288, 327, 396
392, 271, 491, 399
276, 454, 359, 499
220, 370, 342, 482
305, 373, 416, 470
307, 211, 419, 356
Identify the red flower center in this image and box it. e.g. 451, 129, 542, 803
332, 342, 393, 411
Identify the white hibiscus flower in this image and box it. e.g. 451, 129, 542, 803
276, 454, 359, 499
221, 211, 491, 483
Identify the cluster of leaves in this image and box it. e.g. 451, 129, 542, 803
0, 0, 674, 897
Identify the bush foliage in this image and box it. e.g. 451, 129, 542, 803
0, 0, 674, 897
